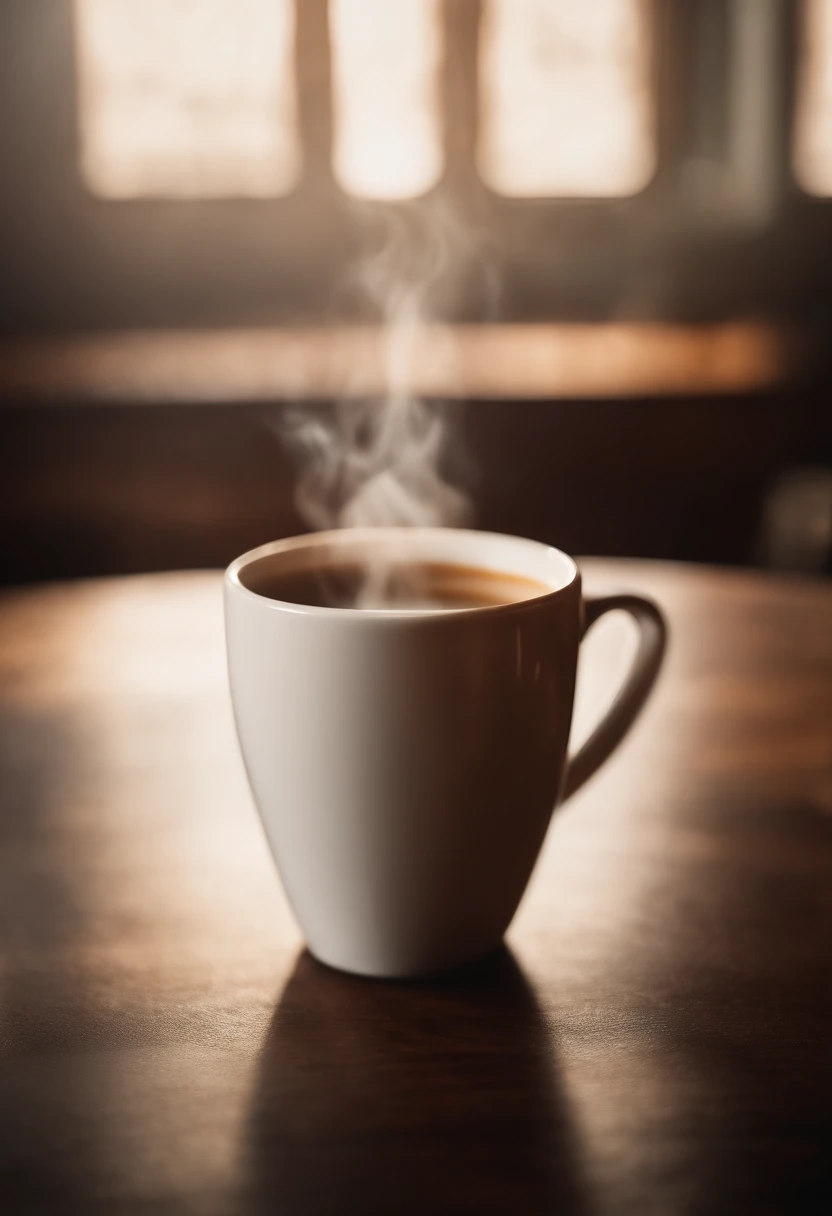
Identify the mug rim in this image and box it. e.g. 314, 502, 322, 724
224, 527, 579, 620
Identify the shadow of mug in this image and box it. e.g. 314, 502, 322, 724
247, 948, 592, 1216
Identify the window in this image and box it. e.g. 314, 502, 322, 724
73, 0, 299, 198
14, 0, 825, 337
329, 0, 443, 200
477, 0, 655, 197
795, 0, 832, 195
74, 0, 655, 203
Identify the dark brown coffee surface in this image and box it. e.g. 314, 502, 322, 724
253, 561, 552, 609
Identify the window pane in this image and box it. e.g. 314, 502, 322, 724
73, 0, 299, 199
795, 0, 832, 195
330, 0, 443, 200
478, 0, 654, 197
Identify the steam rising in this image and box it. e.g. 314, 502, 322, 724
281, 198, 494, 536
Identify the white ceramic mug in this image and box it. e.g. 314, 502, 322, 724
225, 528, 665, 979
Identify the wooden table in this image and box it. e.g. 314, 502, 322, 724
1, 561, 830, 1216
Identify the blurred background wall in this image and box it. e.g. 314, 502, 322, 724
1, 0, 831, 582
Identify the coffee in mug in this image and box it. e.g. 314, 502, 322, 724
249, 559, 552, 611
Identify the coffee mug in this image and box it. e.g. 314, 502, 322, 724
225, 528, 665, 978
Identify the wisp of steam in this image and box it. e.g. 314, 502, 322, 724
277, 197, 496, 605
280, 197, 494, 529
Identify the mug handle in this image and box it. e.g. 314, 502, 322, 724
561, 594, 667, 801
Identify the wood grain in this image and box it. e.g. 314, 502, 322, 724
0, 562, 830, 1215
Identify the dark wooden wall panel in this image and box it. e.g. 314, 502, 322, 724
2, 395, 830, 585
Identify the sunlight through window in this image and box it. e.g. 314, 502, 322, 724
73, 0, 299, 198
477, 0, 654, 197
329, 0, 443, 200
795, 0, 832, 195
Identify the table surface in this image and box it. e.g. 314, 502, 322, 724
0, 561, 830, 1216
